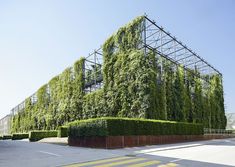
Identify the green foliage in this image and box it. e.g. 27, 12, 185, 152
103, 50, 158, 118
185, 71, 193, 122
208, 75, 226, 129
57, 126, 68, 137
82, 89, 106, 119
193, 73, 203, 123
11, 15, 226, 133
164, 61, 175, 120
71, 58, 85, 120
68, 117, 203, 137
0, 136, 2, 140
69, 118, 108, 137
3, 135, 12, 140
12, 133, 29, 140
155, 58, 167, 120
173, 66, 186, 121
11, 58, 85, 133
102, 16, 159, 119
29, 130, 58, 141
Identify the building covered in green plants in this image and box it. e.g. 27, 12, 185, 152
11, 15, 226, 133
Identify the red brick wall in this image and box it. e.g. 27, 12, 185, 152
68, 134, 233, 149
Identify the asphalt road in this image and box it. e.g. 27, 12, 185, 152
0, 138, 235, 167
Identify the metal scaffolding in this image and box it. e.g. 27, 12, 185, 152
84, 47, 103, 93
11, 15, 221, 116
141, 16, 221, 77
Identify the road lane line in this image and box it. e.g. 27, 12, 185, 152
94, 158, 146, 167
127, 160, 161, 167
158, 163, 178, 167
38, 151, 61, 157
136, 144, 202, 154
170, 158, 183, 162
65, 156, 131, 167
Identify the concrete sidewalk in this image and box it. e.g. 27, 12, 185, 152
38, 137, 68, 145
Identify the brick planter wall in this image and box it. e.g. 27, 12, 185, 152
68, 134, 234, 149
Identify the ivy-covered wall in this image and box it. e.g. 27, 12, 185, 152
11, 58, 85, 132
11, 16, 226, 133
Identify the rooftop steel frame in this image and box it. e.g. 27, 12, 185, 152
11, 15, 221, 116
141, 16, 221, 77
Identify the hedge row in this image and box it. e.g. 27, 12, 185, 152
12, 133, 29, 140
0, 129, 66, 142
2, 135, 12, 140
69, 117, 203, 138
29, 130, 58, 141
0, 135, 12, 140
58, 126, 68, 137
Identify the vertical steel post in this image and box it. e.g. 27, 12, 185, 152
94, 50, 97, 90
82, 58, 85, 92
160, 30, 163, 74
143, 16, 147, 57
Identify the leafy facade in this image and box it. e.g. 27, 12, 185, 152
11, 16, 226, 133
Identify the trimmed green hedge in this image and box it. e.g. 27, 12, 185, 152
58, 126, 68, 137
29, 130, 58, 141
69, 117, 203, 138
0, 136, 2, 140
12, 133, 29, 140
2, 135, 12, 140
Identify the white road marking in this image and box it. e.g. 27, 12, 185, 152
170, 158, 183, 163
38, 151, 61, 157
136, 144, 202, 153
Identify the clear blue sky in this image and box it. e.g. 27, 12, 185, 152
0, 0, 234, 119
